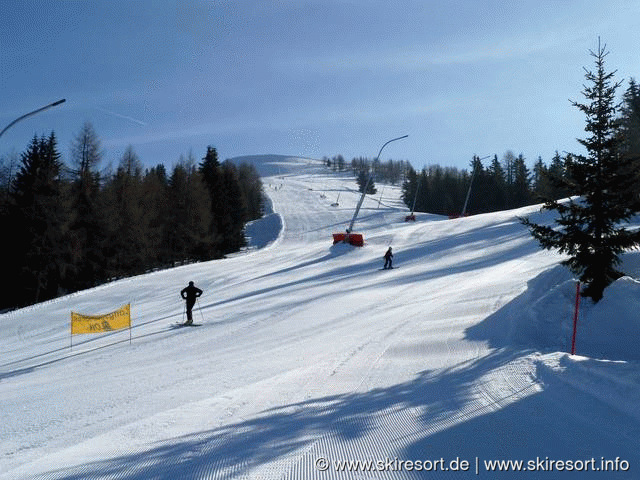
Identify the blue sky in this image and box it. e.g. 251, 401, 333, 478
1, 0, 639, 172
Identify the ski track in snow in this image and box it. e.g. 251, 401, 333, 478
1, 156, 639, 479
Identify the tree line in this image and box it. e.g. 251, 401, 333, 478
323, 155, 409, 189
401, 150, 577, 217
0, 123, 263, 310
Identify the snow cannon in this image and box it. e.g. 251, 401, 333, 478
332, 232, 364, 247
332, 135, 408, 249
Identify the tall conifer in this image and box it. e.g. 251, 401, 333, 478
522, 40, 640, 302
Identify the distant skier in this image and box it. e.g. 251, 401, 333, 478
180, 281, 203, 325
383, 247, 393, 269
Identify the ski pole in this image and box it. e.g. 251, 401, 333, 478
197, 297, 205, 324
182, 301, 186, 324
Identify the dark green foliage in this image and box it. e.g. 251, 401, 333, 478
620, 78, 640, 159
218, 161, 247, 253
511, 154, 531, 208
0, 134, 264, 310
401, 153, 533, 217
167, 160, 213, 262
522, 41, 640, 302
238, 163, 264, 221
356, 169, 377, 194
3, 133, 67, 307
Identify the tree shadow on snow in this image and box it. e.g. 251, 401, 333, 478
30, 234, 640, 479
29, 341, 639, 479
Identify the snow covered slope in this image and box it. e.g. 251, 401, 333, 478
1, 155, 638, 479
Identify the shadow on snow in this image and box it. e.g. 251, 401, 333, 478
33, 347, 638, 479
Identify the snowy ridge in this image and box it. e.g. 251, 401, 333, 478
1, 155, 639, 479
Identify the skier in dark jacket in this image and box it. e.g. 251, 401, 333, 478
383, 247, 393, 269
180, 281, 203, 325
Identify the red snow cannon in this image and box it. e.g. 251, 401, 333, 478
332, 232, 364, 247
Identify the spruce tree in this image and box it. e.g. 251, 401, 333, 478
488, 155, 507, 210
8, 133, 67, 305
167, 160, 212, 262
356, 169, 376, 194
199, 146, 223, 252
522, 40, 640, 302
620, 78, 640, 159
512, 154, 531, 207
401, 167, 418, 209
545, 151, 570, 200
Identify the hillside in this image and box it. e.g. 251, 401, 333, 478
1, 155, 638, 479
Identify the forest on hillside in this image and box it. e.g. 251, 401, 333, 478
0, 125, 263, 310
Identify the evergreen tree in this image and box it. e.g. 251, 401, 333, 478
141, 165, 170, 266
218, 161, 247, 253
199, 146, 222, 250
512, 154, 531, 207
545, 151, 570, 200
620, 78, 640, 205
522, 41, 640, 302
464, 155, 489, 214
356, 169, 376, 194
532, 156, 550, 200
488, 154, 507, 210
167, 160, 213, 262
6, 133, 67, 306
620, 78, 640, 159
402, 166, 419, 210
237, 163, 264, 221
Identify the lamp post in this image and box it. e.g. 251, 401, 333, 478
0, 99, 66, 139
460, 154, 492, 218
347, 134, 408, 234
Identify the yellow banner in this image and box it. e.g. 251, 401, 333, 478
71, 304, 131, 335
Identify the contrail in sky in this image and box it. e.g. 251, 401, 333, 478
95, 107, 147, 126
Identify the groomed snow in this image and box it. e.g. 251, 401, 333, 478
1, 155, 638, 479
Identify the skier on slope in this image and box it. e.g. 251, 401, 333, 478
383, 247, 393, 269
180, 281, 203, 325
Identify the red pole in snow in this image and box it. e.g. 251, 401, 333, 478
571, 282, 581, 355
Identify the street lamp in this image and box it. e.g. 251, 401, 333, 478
0, 99, 66, 139
333, 134, 408, 246
460, 154, 492, 218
